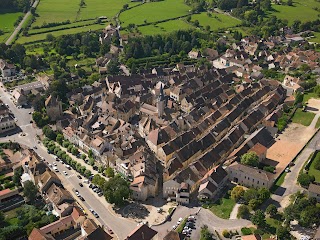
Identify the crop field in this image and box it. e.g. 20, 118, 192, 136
135, 19, 193, 35
119, 0, 191, 28
0, 11, 23, 42
191, 12, 241, 31
271, 0, 320, 25
17, 23, 106, 44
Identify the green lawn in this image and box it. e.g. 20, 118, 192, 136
291, 108, 316, 126
208, 195, 235, 219
119, 0, 191, 28
17, 23, 106, 44
308, 152, 320, 182
303, 92, 319, 104
191, 12, 241, 31
311, 32, 320, 44
270, 0, 320, 25
271, 172, 286, 193
33, 0, 80, 27
137, 19, 193, 35
78, 0, 136, 21
316, 118, 320, 129
0, 10, 23, 42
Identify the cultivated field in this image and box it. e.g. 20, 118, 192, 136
271, 0, 320, 25
0, 11, 23, 42
119, 0, 191, 28
191, 12, 241, 31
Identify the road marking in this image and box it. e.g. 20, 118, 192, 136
19, 124, 32, 128
65, 174, 75, 179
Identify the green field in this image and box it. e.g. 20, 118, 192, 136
33, 0, 80, 26
191, 12, 241, 31
78, 0, 136, 20
0, 11, 23, 42
137, 19, 193, 35
208, 195, 235, 219
17, 23, 106, 44
310, 32, 320, 44
291, 108, 316, 126
271, 0, 320, 25
308, 152, 320, 182
119, 0, 191, 28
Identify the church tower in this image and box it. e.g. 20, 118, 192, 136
157, 85, 165, 118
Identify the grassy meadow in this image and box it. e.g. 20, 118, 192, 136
271, 0, 320, 25
119, 0, 191, 28
191, 12, 241, 31
0, 11, 23, 42
136, 19, 193, 35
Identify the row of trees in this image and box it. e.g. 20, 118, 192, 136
0, 0, 30, 12
231, 186, 270, 210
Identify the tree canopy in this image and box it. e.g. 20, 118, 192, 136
103, 175, 131, 206
241, 152, 259, 167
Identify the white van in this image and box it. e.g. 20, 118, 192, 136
66, 165, 71, 170
53, 166, 59, 172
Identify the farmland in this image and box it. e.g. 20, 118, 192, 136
191, 12, 241, 31
119, 0, 191, 28
0, 11, 23, 42
270, 0, 320, 25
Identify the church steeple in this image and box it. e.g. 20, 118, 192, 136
157, 84, 165, 118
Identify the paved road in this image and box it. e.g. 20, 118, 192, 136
5, 0, 39, 45
153, 206, 252, 239
0, 83, 137, 239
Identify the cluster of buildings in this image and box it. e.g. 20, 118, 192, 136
0, 100, 16, 134
20, 149, 114, 240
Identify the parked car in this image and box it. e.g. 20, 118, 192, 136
77, 175, 82, 179
79, 183, 83, 187
79, 196, 85, 201
52, 162, 57, 166
63, 171, 68, 176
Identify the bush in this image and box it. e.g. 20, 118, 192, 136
237, 205, 250, 219
263, 165, 275, 173
297, 173, 315, 187
222, 229, 230, 238
241, 227, 252, 235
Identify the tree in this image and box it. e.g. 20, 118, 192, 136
92, 174, 106, 188
105, 167, 114, 178
200, 225, 214, 240
103, 175, 131, 206
56, 134, 64, 145
249, 199, 262, 210
250, 210, 266, 227
266, 204, 278, 218
107, 59, 120, 75
231, 186, 245, 202
243, 188, 259, 203
237, 205, 250, 219
88, 149, 93, 158
299, 205, 320, 227
42, 126, 57, 140
13, 166, 23, 186
276, 225, 291, 240
71, 147, 79, 156
123, 4, 129, 10
258, 188, 270, 201
0, 211, 5, 226
23, 181, 38, 203
297, 173, 314, 187
241, 152, 259, 167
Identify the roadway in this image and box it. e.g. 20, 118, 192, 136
5, 0, 39, 45
0, 83, 137, 239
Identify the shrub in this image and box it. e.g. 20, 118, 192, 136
222, 230, 230, 238
297, 173, 315, 187
241, 227, 252, 235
